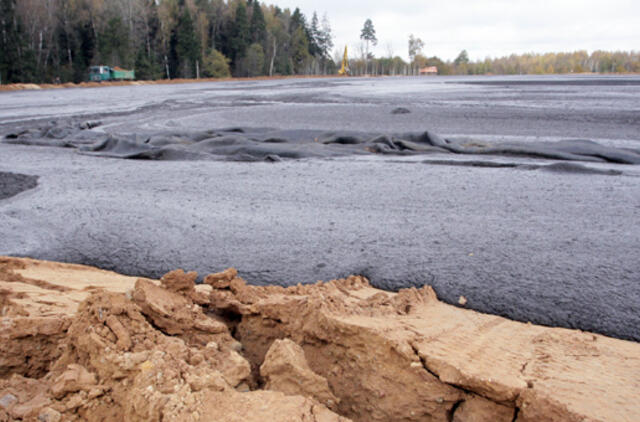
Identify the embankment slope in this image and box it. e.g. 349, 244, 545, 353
1, 257, 638, 421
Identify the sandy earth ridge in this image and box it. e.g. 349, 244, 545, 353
0, 75, 338, 93
0, 257, 639, 421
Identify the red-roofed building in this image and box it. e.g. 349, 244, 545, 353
419, 66, 438, 75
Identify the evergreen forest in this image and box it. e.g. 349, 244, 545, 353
0, 0, 335, 83
1, 0, 638, 84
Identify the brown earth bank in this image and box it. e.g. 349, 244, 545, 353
0, 257, 638, 422
0, 75, 341, 92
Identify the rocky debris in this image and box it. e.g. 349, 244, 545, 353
0, 375, 52, 420
132, 278, 228, 345
50, 365, 98, 399
204, 267, 238, 289
160, 269, 198, 294
0, 256, 639, 422
160, 269, 213, 305
261, 339, 340, 411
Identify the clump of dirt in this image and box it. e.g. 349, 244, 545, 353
1, 257, 639, 422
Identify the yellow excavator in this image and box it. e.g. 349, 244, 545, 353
338, 46, 350, 76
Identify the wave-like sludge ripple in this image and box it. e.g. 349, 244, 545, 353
5, 120, 640, 166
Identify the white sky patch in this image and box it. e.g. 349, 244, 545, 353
272, 0, 640, 61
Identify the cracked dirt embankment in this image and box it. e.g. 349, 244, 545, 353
1, 257, 639, 421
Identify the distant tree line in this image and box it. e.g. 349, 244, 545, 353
346, 49, 640, 77
0, 0, 335, 83
346, 30, 640, 77
434, 49, 640, 75
2, 3, 639, 84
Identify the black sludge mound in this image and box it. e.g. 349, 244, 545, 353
0, 172, 39, 200
391, 107, 411, 114
77, 130, 346, 161
485, 139, 640, 164
399, 134, 640, 164
553, 139, 640, 164
79, 136, 165, 159
4, 120, 103, 148
524, 162, 624, 175
186, 134, 335, 161
5, 121, 640, 165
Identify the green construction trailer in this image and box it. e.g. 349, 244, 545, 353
89, 66, 135, 82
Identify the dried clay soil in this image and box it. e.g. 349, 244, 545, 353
1, 257, 639, 422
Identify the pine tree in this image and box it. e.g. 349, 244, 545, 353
98, 15, 129, 67
360, 19, 377, 74
143, 0, 161, 57
167, 2, 200, 79
1, 0, 36, 83
249, 0, 266, 45
454, 50, 469, 66
0, 0, 20, 83
175, 5, 200, 78
74, 21, 95, 82
290, 8, 305, 35
319, 13, 334, 59
135, 47, 155, 80
408, 35, 424, 62
408, 34, 424, 75
290, 25, 310, 74
308, 12, 320, 57
245, 43, 264, 76
230, 1, 250, 68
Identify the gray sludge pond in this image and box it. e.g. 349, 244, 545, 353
1, 75, 639, 341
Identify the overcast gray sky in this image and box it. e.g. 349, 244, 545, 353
273, 0, 639, 61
